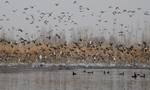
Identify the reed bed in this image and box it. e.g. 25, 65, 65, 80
0, 38, 150, 65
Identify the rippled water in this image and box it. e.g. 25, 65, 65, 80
0, 69, 149, 90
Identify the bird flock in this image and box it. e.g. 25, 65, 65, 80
0, 0, 150, 64
71, 69, 146, 81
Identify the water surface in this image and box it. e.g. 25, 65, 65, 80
0, 69, 149, 90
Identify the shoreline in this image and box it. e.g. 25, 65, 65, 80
0, 63, 150, 73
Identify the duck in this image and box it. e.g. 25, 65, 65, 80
72, 71, 77, 76
132, 72, 137, 79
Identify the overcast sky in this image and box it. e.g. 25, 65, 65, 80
0, 0, 150, 43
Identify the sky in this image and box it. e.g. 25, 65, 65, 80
0, 0, 150, 43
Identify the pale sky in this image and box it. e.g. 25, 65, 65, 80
0, 0, 150, 43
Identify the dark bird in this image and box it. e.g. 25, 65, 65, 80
48, 12, 53, 17
2, 14, 6, 17
55, 3, 59, 6
35, 25, 39, 28
54, 25, 58, 27
87, 71, 94, 74
98, 19, 101, 22
5, 1, 9, 4
132, 72, 137, 79
18, 29, 23, 32
73, 1, 77, 4
112, 11, 117, 15
39, 63, 44, 67
104, 71, 106, 75
104, 20, 108, 23
30, 15, 35, 24
104, 71, 110, 75
107, 71, 110, 74
140, 74, 145, 78
108, 6, 112, 8
72, 71, 77, 76
100, 11, 105, 13
56, 34, 61, 39
30, 6, 34, 9
0, 25, 3, 30
86, 8, 90, 11
25, 17, 30, 20
115, 7, 120, 10
83, 70, 86, 73
46, 36, 51, 40
12, 9, 17, 13
123, 9, 127, 12
0, 19, 4, 21
44, 20, 49, 25
129, 15, 132, 17
137, 8, 141, 10
119, 72, 124, 76
144, 11, 150, 16
24, 8, 29, 10
6, 18, 10, 21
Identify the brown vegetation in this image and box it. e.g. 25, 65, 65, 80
0, 38, 150, 65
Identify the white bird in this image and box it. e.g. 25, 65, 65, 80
39, 55, 42, 60
89, 41, 92, 44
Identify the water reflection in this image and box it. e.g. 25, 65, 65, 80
0, 69, 149, 90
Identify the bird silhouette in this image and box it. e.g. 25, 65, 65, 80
132, 72, 137, 79
72, 71, 77, 75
